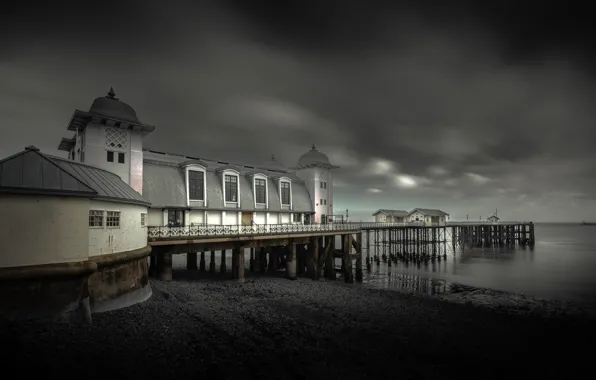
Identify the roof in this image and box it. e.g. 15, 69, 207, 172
409, 208, 449, 217
143, 149, 313, 212
88, 88, 140, 124
0, 146, 97, 197
292, 144, 339, 170
48, 155, 150, 206
372, 209, 409, 217
487, 215, 500, 220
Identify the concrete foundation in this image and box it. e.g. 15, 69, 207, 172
0, 260, 96, 323
88, 245, 152, 313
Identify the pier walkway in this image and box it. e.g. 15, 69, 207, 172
146, 221, 535, 284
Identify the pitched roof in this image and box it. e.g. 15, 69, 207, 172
372, 209, 409, 217
47, 155, 150, 206
0, 146, 97, 197
143, 149, 313, 212
409, 208, 449, 217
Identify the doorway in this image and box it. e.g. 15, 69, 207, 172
168, 209, 185, 227
241, 212, 253, 226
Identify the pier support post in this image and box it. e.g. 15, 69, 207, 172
355, 232, 363, 282
325, 236, 335, 280
232, 246, 245, 282
343, 234, 354, 283
149, 253, 157, 277
157, 250, 172, 282
220, 249, 227, 274
209, 251, 216, 273
259, 247, 266, 273
249, 248, 255, 272
199, 251, 206, 272
186, 252, 198, 270
286, 242, 297, 280
312, 237, 320, 280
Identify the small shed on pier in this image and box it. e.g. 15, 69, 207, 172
407, 208, 449, 226
372, 209, 409, 223
487, 215, 500, 223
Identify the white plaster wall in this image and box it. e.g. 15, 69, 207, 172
375, 214, 386, 222
280, 213, 290, 224
254, 212, 266, 224
207, 211, 221, 225
269, 213, 279, 224
224, 212, 237, 225
0, 195, 90, 268
80, 122, 144, 193
147, 209, 162, 226
88, 200, 148, 256
129, 133, 144, 195
189, 210, 205, 225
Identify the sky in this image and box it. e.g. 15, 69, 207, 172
1, 0, 595, 222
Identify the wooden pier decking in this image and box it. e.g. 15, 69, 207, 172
146, 221, 535, 283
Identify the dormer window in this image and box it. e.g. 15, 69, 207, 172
255, 178, 266, 204
188, 170, 204, 201
225, 174, 238, 203
183, 163, 207, 206
280, 180, 291, 206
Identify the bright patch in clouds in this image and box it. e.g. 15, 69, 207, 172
466, 172, 491, 185
428, 165, 450, 176
394, 175, 418, 188
368, 158, 396, 175
367, 188, 382, 193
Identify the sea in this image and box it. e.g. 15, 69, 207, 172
170, 223, 596, 316
361, 223, 596, 315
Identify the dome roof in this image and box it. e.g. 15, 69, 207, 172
297, 144, 332, 167
260, 155, 287, 172
88, 87, 140, 123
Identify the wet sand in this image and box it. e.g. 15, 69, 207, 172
2, 272, 593, 379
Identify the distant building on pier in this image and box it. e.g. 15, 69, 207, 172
487, 215, 500, 223
372, 209, 408, 223
372, 208, 449, 226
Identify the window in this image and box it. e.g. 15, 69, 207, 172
118, 152, 125, 164
324, 199, 327, 205
89, 210, 104, 227
225, 174, 238, 202
106, 211, 121, 228
188, 170, 204, 200
141, 213, 147, 227
320, 182, 323, 189
293, 213, 301, 222
324, 182, 327, 189
280, 181, 290, 205
255, 178, 266, 204
107, 151, 114, 162
320, 198, 323, 205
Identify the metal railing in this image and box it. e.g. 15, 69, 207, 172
147, 221, 532, 240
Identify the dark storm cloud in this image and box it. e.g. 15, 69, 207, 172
1, 0, 595, 222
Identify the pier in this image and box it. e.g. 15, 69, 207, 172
146, 221, 535, 283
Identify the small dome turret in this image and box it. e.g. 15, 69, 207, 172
296, 144, 333, 168
88, 87, 140, 123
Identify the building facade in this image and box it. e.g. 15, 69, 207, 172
58, 89, 338, 227
372, 209, 409, 223
0, 145, 152, 321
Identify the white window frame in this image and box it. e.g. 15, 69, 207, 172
106, 211, 121, 229
184, 164, 207, 205
89, 210, 104, 228
278, 177, 292, 208
141, 212, 147, 227
253, 173, 268, 208
222, 169, 240, 206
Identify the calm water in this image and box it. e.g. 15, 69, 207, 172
362, 223, 596, 304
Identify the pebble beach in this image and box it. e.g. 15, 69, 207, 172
2, 258, 595, 380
